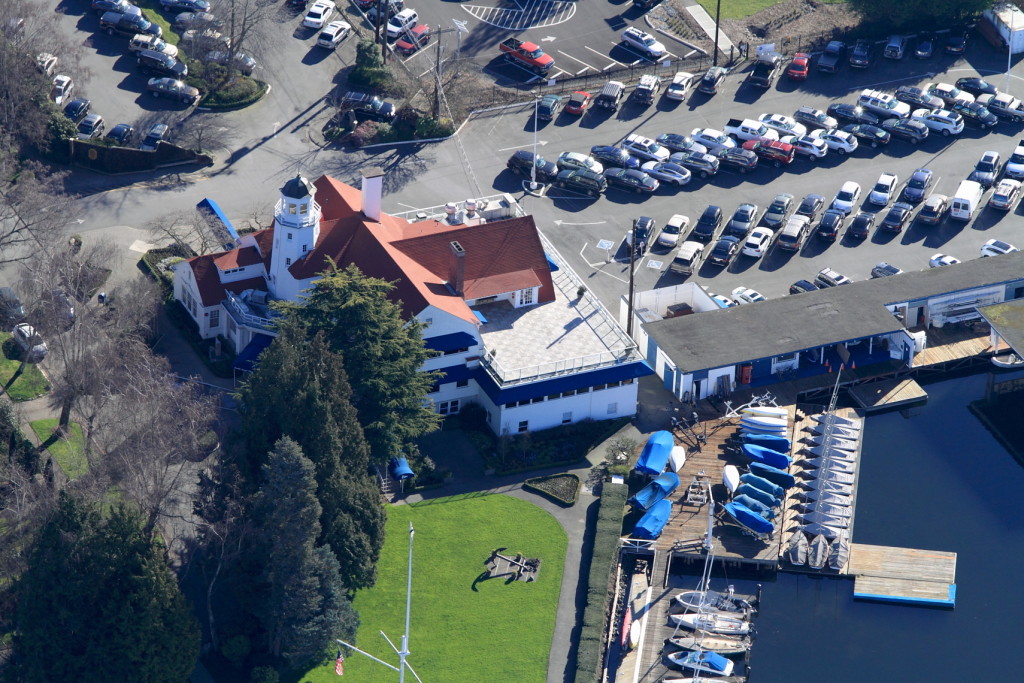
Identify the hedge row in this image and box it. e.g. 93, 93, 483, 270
574, 482, 627, 683
523, 473, 581, 506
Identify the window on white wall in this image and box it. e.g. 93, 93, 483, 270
439, 400, 460, 415
518, 420, 529, 433
562, 412, 572, 424
287, 233, 293, 240
456, 379, 468, 388
520, 288, 534, 306
607, 403, 618, 415
209, 309, 220, 328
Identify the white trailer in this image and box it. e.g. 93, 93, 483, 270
982, 2, 1024, 55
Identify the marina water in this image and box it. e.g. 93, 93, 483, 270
704, 370, 1024, 681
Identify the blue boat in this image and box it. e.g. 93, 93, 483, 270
634, 430, 674, 476
734, 494, 775, 520
735, 483, 779, 508
749, 461, 797, 489
741, 444, 792, 469
739, 472, 785, 499
723, 501, 774, 536
633, 499, 672, 539
628, 472, 679, 511
741, 432, 792, 453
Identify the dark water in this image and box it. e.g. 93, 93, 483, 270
713, 370, 1024, 682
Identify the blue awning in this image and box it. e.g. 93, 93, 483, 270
545, 253, 560, 272
197, 198, 239, 249
473, 310, 488, 324
232, 333, 275, 372
389, 457, 414, 481
434, 364, 475, 384
424, 331, 477, 353
471, 360, 654, 404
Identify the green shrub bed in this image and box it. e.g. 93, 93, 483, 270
524, 473, 581, 506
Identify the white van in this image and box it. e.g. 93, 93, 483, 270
950, 180, 985, 221
858, 89, 911, 119
386, 9, 418, 39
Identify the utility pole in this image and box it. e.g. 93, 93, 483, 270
374, 0, 386, 62
626, 219, 637, 337
434, 27, 443, 119
712, 0, 722, 66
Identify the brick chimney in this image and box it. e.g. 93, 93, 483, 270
361, 166, 384, 222
449, 241, 465, 296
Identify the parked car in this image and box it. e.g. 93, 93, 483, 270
915, 34, 935, 59
137, 49, 188, 78
140, 122, 169, 151
557, 151, 603, 174
789, 279, 819, 294
100, 10, 161, 37
911, 108, 965, 136
621, 26, 666, 59
763, 193, 794, 228
741, 139, 795, 167
554, 169, 606, 196
980, 239, 1019, 257
903, 168, 934, 203
713, 147, 758, 174
506, 150, 558, 182
317, 20, 352, 50
884, 34, 907, 59
817, 40, 846, 72
623, 134, 669, 162
849, 39, 874, 67
868, 172, 899, 206
603, 168, 659, 193
731, 286, 766, 304
956, 77, 999, 98
536, 94, 563, 121
105, 123, 134, 145
641, 161, 691, 186
946, 31, 968, 55
147, 77, 200, 104
828, 103, 880, 126
841, 123, 890, 148
564, 91, 590, 115
657, 214, 689, 248
780, 134, 828, 160
10, 324, 46, 362
340, 92, 396, 122
63, 98, 91, 122
36, 54, 57, 78
990, 179, 1022, 211
968, 151, 1003, 189
793, 106, 838, 131
590, 146, 638, 170
846, 211, 875, 239
395, 23, 429, 55
691, 205, 724, 242
697, 66, 728, 94
831, 181, 862, 215
742, 227, 774, 258
929, 253, 961, 268
204, 51, 256, 76
881, 118, 929, 143
160, 0, 209, 11
302, 0, 336, 29
76, 114, 105, 140
726, 203, 760, 238
786, 52, 811, 80
895, 86, 944, 110
758, 113, 807, 137
129, 34, 178, 58
655, 134, 706, 155
707, 236, 741, 267
871, 262, 904, 278
926, 82, 974, 107
810, 128, 858, 154
670, 151, 719, 178
816, 209, 846, 242
951, 101, 999, 129
880, 202, 914, 232
795, 193, 825, 221
665, 71, 694, 100
917, 194, 949, 225
0, 288, 25, 325
173, 10, 221, 30
690, 128, 735, 154
625, 216, 654, 249
50, 75, 74, 106
41, 288, 77, 325
815, 267, 852, 288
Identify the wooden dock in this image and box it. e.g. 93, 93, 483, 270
913, 327, 992, 367
849, 377, 928, 412
848, 544, 957, 607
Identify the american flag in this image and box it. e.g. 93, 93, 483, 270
335, 650, 345, 676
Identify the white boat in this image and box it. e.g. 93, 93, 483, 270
799, 502, 853, 518
829, 532, 851, 571
723, 465, 740, 495
671, 445, 687, 472
786, 530, 808, 566
742, 415, 789, 430
799, 479, 853, 495
742, 405, 788, 419
629, 619, 640, 649
992, 353, 1024, 369
808, 533, 831, 569
665, 632, 751, 655
669, 612, 752, 636
807, 435, 859, 452
798, 511, 850, 528
812, 413, 861, 429
808, 424, 859, 440
666, 650, 735, 677
673, 588, 751, 614
797, 490, 851, 507
798, 456, 856, 473
807, 445, 857, 461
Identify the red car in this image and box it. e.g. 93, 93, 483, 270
395, 24, 430, 56
742, 139, 796, 166
786, 53, 811, 80
565, 90, 591, 115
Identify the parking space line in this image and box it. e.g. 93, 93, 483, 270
557, 50, 598, 74
552, 69, 573, 79
587, 46, 625, 68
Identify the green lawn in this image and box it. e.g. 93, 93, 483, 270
136, 1, 179, 46
30, 419, 88, 480
295, 494, 567, 682
697, 0, 846, 20
0, 334, 50, 402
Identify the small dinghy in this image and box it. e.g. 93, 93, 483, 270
797, 512, 850, 528
786, 530, 808, 566
748, 462, 796, 489
665, 632, 751, 655
669, 612, 752, 635
723, 465, 740, 495
722, 501, 774, 537
741, 415, 789, 430
673, 588, 752, 614
799, 502, 852, 518
666, 650, 735, 677
739, 473, 784, 499
798, 456, 856, 473
808, 533, 831, 569
992, 353, 1024, 369
733, 494, 775, 520
734, 483, 778, 508
741, 432, 791, 453
670, 445, 687, 472
807, 435, 859, 452
798, 521, 844, 539
741, 405, 788, 419
812, 413, 860, 429
741, 444, 792, 469
808, 424, 859, 440
829, 532, 851, 571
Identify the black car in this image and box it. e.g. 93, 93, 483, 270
697, 66, 727, 95
849, 40, 874, 68
536, 94, 563, 121
707, 236, 740, 266
903, 168, 934, 203
173, 10, 222, 30
968, 151, 1003, 189
945, 32, 968, 55
341, 92, 396, 122
956, 77, 999, 98
137, 49, 187, 78
105, 123, 134, 145
816, 209, 846, 241
655, 133, 706, 154
842, 123, 891, 148
793, 106, 838, 131
846, 211, 875, 239
147, 77, 200, 104
62, 98, 91, 122
951, 101, 999, 129
871, 262, 904, 278
827, 103, 880, 126
554, 169, 606, 196
895, 85, 944, 110
795, 193, 825, 221
99, 11, 162, 37
789, 279, 819, 295
627, 216, 654, 250
670, 151, 719, 178
91, 0, 132, 13
914, 34, 934, 59
726, 203, 759, 238
880, 202, 914, 232
603, 168, 659, 193
691, 205, 724, 241
506, 150, 558, 182
881, 118, 929, 143
590, 145, 639, 170
159, 0, 210, 12
817, 40, 846, 73
714, 147, 758, 174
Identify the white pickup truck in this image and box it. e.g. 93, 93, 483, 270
723, 118, 779, 142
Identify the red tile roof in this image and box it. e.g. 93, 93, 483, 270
185, 249, 267, 308
212, 246, 262, 270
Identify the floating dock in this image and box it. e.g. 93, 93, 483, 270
849, 377, 928, 412
848, 544, 957, 607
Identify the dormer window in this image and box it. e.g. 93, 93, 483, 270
288, 204, 297, 215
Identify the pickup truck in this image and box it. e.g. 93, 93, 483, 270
499, 37, 554, 74
746, 53, 781, 89
818, 41, 845, 73
724, 118, 779, 142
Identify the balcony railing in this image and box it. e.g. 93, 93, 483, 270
224, 294, 275, 331
274, 199, 321, 228
478, 346, 639, 386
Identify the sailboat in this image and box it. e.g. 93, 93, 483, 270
739, 473, 784, 499
797, 511, 850, 528
671, 445, 688, 473
807, 445, 857, 461
795, 489, 851, 506
798, 456, 856, 473
666, 650, 736, 677
829, 532, 851, 571
722, 501, 774, 537
799, 478, 853, 495
808, 424, 859, 440
811, 468, 856, 485
669, 612, 752, 635
723, 465, 740, 495
732, 494, 775, 520
786, 531, 808, 566
665, 631, 751, 655
806, 434, 859, 452
808, 534, 831, 569
798, 502, 853, 518
674, 587, 752, 614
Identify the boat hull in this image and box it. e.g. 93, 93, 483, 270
734, 483, 778, 508
740, 473, 785, 499
786, 530, 808, 566
808, 533, 831, 569
742, 444, 792, 469
670, 445, 687, 472
748, 461, 797, 489
741, 432, 792, 452
812, 413, 860, 429
665, 633, 750, 655
992, 353, 1024, 369
669, 612, 752, 635
742, 405, 788, 419
723, 465, 740, 494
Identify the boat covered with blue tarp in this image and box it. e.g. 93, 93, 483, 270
634, 430, 674, 476
629, 471, 680, 511
633, 499, 672, 539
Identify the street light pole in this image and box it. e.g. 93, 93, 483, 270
1007, 14, 1016, 95
530, 94, 540, 191
712, 0, 722, 67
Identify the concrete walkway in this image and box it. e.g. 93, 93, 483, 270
683, 1, 736, 53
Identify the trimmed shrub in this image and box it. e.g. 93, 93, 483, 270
523, 473, 581, 506
249, 666, 278, 683
574, 482, 627, 683
415, 117, 455, 139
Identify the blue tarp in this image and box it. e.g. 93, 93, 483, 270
733, 494, 775, 520
634, 430, 674, 476
741, 433, 792, 453
739, 473, 785, 499
545, 253, 560, 272
723, 501, 774, 536
197, 198, 239, 249
424, 332, 477, 353
749, 462, 797, 489
742, 444, 792, 469
389, 457, 414, 481
232, 333, 275, 373
629, 471, 679, 511
633, 499, 672, 540
734, 483, 778, 508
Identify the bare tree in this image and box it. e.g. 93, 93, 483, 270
0, 162, 75, 267
175, 112, 235, 155
146, 207, 227, 257
219, 0, 272, 76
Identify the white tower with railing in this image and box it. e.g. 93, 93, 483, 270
268, 174, 321, 301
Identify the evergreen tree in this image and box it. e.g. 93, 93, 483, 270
285, 263, 441, 463
252, 438, 359, 666
237, 323, 385, 589
13, 493, 199, 682
847, 0, 989, 27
